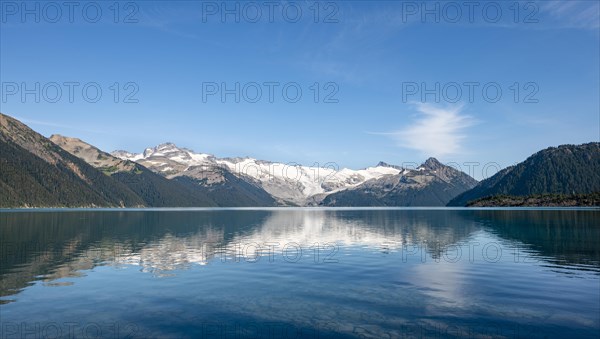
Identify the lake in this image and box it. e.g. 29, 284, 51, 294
1, 208, 599, 338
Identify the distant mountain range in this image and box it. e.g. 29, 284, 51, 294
1, 113, 598, 208
320, 158, 478, 206
111, 142, 477, 206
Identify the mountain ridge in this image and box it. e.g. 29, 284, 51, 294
112, 142, 478, 206
448, 142, 600, 206
320, 156, 478, 206
9, 113, 597, 208
0, 113, 145, 207
49, 134, 276, 207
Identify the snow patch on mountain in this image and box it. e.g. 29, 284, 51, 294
112, 143, 403, 205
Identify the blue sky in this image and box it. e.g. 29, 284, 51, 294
1, 0, 598, 179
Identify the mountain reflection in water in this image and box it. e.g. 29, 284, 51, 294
1, 209, 599, 338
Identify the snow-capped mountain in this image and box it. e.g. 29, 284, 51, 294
111, 143, 477, 206
321, 158, 479, 206
113, 143, 215, 175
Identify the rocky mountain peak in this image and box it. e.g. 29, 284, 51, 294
142, 142, 188, 158
143, 148, 154, 158
49, 134, 135, 173
421, 157, 443, 170
157, 142, 178, 149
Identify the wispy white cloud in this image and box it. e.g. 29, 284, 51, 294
541, 0, 599, 30
387, 103, 475, 158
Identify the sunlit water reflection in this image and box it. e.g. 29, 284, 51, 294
1, 209, 599, 338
